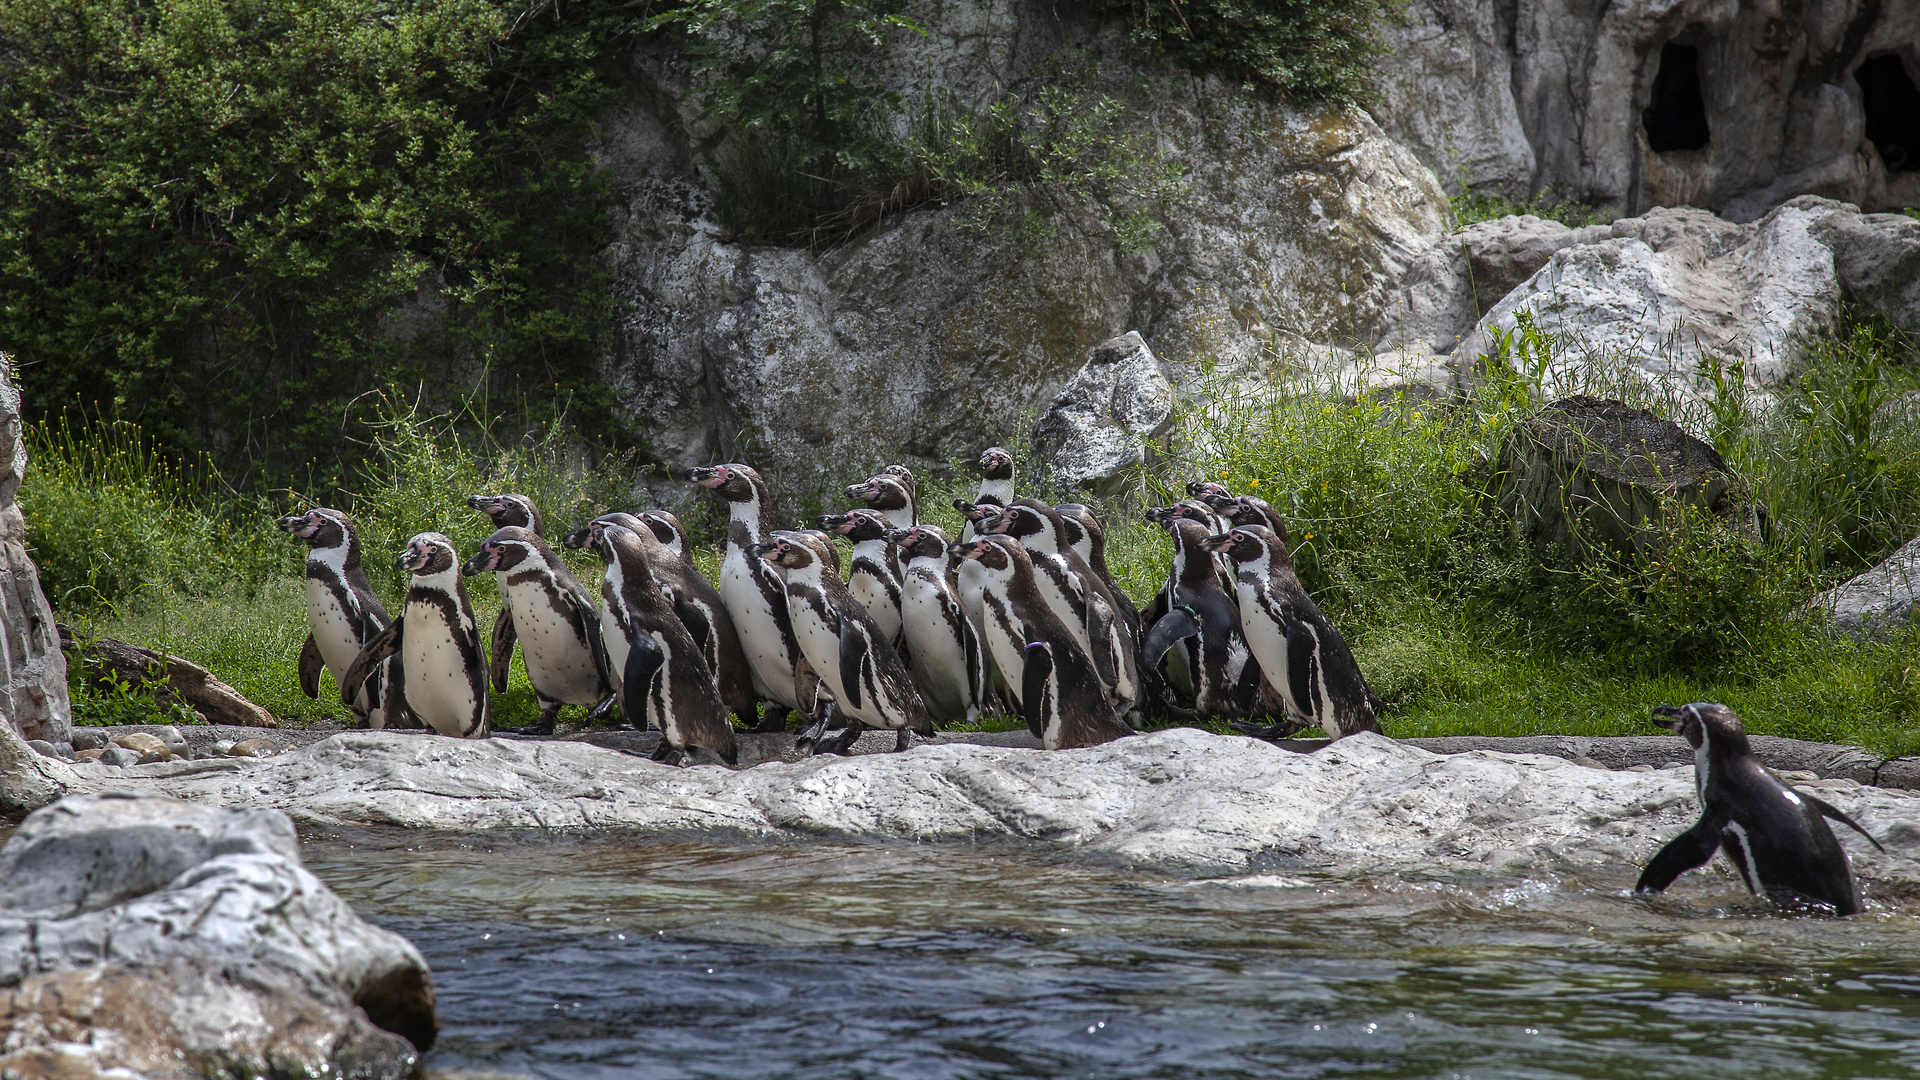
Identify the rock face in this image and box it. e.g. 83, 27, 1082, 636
0, 362, 68, 745
1808, 537, 1920, 640
598, 1, 1447, 514
1811, 209, 1920, 341
1370, 0, 1920, 219
43, 728, 1920, 885
1451, 197, 1847, 393
1029, 332, 1175, 495
1384, 214, 1613, 355
0, 794, 436, 1077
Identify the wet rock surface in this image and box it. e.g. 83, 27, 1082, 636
0, 795, 436, 1078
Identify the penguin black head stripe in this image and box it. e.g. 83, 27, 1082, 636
397, 533, 459, 575
462, 527, 541, 577
1186, 480, 1233, 500
277, 508, 356, 551
818, 509, 891, 542
948, 535, 1014, 571
688, 463, 768, 506
1202, 524, 1287, 567
846, 474, 912, 516
977, 447, 1014, 481
638, 510, 687, 553
467, 493, 541, 535
890, 524, 950, 562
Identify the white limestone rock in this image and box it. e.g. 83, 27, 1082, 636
54, 729, 1920, 886
1383, 214, 1613, 356
1808, 537, 1920, 640
0, 795, 436, 1077
1030, 331, 1175, 494
0, 360, 70, 744
1812, 209, 1920, 341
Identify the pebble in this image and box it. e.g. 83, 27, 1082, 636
1624, 764, 1656, 772
111, 732, 172, 764
26, 739, 58, 759
98, 747, 141, 767
212, 739, 236, 757
70, 730, 108, 751
72, 748, 106, 764
228, 738, 281, 758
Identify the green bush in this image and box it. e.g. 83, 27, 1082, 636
1090, 0, 1392, 102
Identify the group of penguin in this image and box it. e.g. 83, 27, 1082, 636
276, 451, 1888, 917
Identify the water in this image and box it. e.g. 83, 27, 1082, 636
297, 827, 1920, 1080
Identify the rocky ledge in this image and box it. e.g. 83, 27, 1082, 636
21, 728, 1920, 885
0, 795, 436, 1078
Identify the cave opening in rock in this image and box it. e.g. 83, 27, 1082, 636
1857, 54, 1920, 172
1643, 42, 1710, 153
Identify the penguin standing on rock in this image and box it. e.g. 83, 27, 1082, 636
461, 527, 612, 736
818, 509, 904, 647
342, 533, 489, 738
276, 508, 400, 727
1140, 517, 1267, 720
467, 493, 546, 698
1202, 524, 1379, 739
888, 524, 985, 725
689, 463, 820, 733
754, 530, 933, 755
1638, 703, 1883, 914
948, 535, 1130, 749
986, 500, 1139, 712
596, 523, 738, 766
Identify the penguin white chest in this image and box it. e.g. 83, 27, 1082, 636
722, 547, 798, 703
305, 576, 366, 678
402, 602, 479, 736
503, 576, 601, 704
787, 598, 847, 704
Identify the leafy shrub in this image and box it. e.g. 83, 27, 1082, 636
1089, 0, 1392, 102
1450, 189, 1614, 230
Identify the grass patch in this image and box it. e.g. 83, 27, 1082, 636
1451, 189, 1614, 230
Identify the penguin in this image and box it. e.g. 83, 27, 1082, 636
845, 471, 916, 531
984, 500, 1139, 712
965, 446, 1015, 542
638, 509, 688, 559
817, 509, 904, 647
460, 527, 612, 736
948, 535, 1130, 750
466, 493, 545, 698
1186, 479, 1234, 502
887, 524, 985, 725
1139, 517, 1268, 720
341, 533, 489, 738
1200, 492, 1290, 538
595, 523, 738, 766
563, 513, 752, 721
1142, 500, 1235, 627
689, 463, 821, 733
754, 530, 933, 755
1202, 525, 1379, 740
1053, 503, 1143, 628
1637, 703, 1883, 914
276, 508, 397, 726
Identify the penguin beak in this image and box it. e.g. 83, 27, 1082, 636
561, 526, 589, 550
1199, 532, 1235, 554
275, 514, 315, 537
464, 495, 490, 512
688, 465, 724, 488
1650, 705, 1686, 732
461, 546, 496, 577
884, 529, 911, 544
844, 482, 871, 501
816, 513, 849, 534
395, 545, 420, 573
749, 540, 779, 561
948, 540, 982, 561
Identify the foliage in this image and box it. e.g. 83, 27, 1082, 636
1450, 188, 1613, 230
61, 625, 204, 727
1089, 0, 1392, 103
0, 0, 631, 487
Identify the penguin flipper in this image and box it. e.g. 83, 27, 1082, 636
1020, 640, 1053, 740
340, 619, 403, 708
838, 628, 871, 712
490, 607, 516, 695
1799, 790, 1887, 853
1635, 816, 1724, 895
565, 587, 615, 695
622, 634, 666, 733
1141, 606, 1199, 671
298, 633, 323, 699
1083, 593, 1120, 694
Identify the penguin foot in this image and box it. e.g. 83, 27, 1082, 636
648, 740, 686, 766
751, 706, 789, 733
825, 724, 865, 756
1229, 719, 1309, 741
894, 728, 915, 753
586, 694, 618, 722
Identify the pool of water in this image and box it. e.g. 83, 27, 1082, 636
297, 826, 1920, 1080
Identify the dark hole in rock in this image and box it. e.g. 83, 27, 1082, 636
1643, 42, 1711, 153
1857, 54, 1920, 172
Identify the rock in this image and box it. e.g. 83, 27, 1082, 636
212, 738, 236, 757
1492, 396, 1745, 558
0, 712, 74, 816
1807, 536, 1920, 640
72, 748, 104, 764
1452, 199, 1848, 396
0, 362, 69, 745
1383, 214, 1613, 355
1368, 0, 1920, 219
1029, 331, 1175, 495
69, 729, 105, 751
57, 624, 276, 728
25, 739, 54, 759
98, 746, 140, 767
229, 737, 282, 758
0, 795, 436, 1075
1810, 209, 1920, 341
1879, 758, 1920, 791
49, 729, 1920, 885
111, 731, 172, 763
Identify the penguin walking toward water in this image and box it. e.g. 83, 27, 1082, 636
1637, 703, 1883, 914
948, 535, 1130, 750
467, 494, 545, 695
963, 447, 1015, 542
689, 463, 823, 733
594, 523, 738, 766
888, 524, 985, 726
1140, 517, 1268, 720
460, 527, 612, 736
342, 533, 489, 738
1202, 525, 1379, 740
276, 508, 403, 728
818, 509, 904, 647
754, 530, 933, 755
984, 501, 1139, 712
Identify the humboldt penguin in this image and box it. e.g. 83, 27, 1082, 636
888, 524, 985, 725
1053, 502, 1142, 635
638, 509, 688, 559
689, 463, 819, 732
276, 508, 398, 727
597, 523, 738, 766
845, 471, 916, 531
948, 535, 1130, 749
1140, 517, 1266, 720
1637, 703, 1883, 914
467, 493, 542, 534
1203, 525, 1379, 740
467, 493, 546, 697
342, 533, 489, 738
818, 509, 904, 647
986, 500, 1139, 712
1142, 500, 1235, 628
461, 527, 612, 736
965, 447, 1015, 542
755, 530, 933, 755
1200, 492, 1289, 537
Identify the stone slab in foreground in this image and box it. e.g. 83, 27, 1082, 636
46, 729, 1920, 886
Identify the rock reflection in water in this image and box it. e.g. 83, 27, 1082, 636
298, 827, 1920, 1079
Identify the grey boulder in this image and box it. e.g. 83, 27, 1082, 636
0, 794, 436, 1077
1030, 331, 1175, 495
1383, 214, 1612, 357
1808, 536, 1920, 640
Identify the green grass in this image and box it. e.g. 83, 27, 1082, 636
1451, 189, 1613, 230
